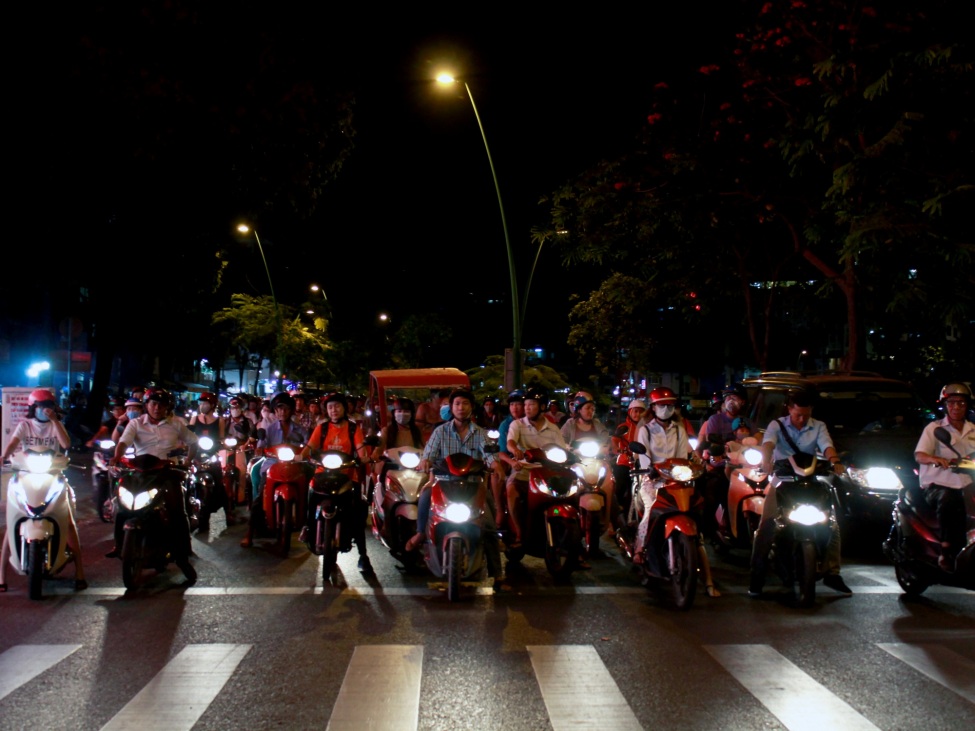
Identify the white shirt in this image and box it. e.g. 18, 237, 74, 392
916, 417, 975, 490
119, 414, 198, 460
508, 416, 568, 480
635, 418, 691, 470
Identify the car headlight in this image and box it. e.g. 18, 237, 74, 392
847, 466, 903, 494
444, 502, 472, 522
789, 504, 828, 526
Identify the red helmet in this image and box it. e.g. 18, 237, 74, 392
29, 389, 57, 407
649, 387, 678, 405
198, 392, 218, 405
228, 396, 244, 408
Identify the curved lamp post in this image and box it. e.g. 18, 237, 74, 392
436, 73, 521, 389
237, 223, 283, 390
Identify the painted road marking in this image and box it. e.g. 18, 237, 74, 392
326, 645, 422, 731
100, 644, 251, 731
528, 645, 643, 731
0, 644, 81, 701
877, 643, 975, 704
705, 644, 881, 731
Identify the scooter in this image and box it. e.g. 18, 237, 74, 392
569, 437, 611, 559
187, 435, 226, 532
2, 450, 77, 599
423, 453, 492, 601
249, 443, 309, 557
713, 443, 768, 552
503, 444, 585, 580
115, 453, 195, 590
222, 435, 247, 508
92, 438, 118, 523
371, 446, 428, 568
615, 442, 705, 610
307, 448, 360, 579
883, 426, 974, 594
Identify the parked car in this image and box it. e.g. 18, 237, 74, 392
741, 371, 935, 530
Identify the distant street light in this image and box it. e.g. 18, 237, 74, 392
436, 72, 521, 390
237, 223, 283, 390
797, 349, 808, 371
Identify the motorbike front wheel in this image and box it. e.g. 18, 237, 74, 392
446, 536, 463, 602
320, 517, 338, 580
28, 540, 46, 600
96, 474, 113, 523
582, 510, 602, 557
121, 530, 146, 591
544, 519, 581, 580
669, 532, 698, 610
895, 562, 930, 597
276, 499, 294, 557
795, 541, 817, 607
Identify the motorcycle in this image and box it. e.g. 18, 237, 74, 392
307, 449, 360, 579
187, 435, 225, 532
371, 446, 428, 568
424, 453, 492, 601
615, 442, 705, 610
883, 426, 975, 594
569, 437, 612, 559
503, 444, 585, 580
713, 442, 768, 552
92, 438, 118, 523
2, 450, 77, 599
249, 443, 309, 557
115, 453, 195, 590
222, 435, 248, 508
766, 451, 838, 607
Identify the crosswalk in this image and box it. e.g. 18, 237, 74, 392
1, 641, 972, 730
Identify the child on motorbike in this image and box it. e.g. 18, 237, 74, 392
0, 389, 88, 592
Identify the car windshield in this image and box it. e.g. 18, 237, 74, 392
812, 385, 930, 434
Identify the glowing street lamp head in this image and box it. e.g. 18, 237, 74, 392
237, 224, 250, 234
436, 73, 457, 85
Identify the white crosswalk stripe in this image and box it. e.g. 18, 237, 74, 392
0, 644, 81, 701
327, 645, 423, 730
99, 643, 251, 731
877, 643, 975, 704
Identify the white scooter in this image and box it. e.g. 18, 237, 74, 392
1, 449, 78, 599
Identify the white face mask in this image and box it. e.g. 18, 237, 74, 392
394, 411, 412, 425
199, 403, 212, 414
230, 408, 242, 417
654, 404, 675, 420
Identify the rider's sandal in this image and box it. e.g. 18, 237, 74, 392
405, 533, 424, 552
706, 583, 721, 598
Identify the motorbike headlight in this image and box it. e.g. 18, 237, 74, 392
789, 504, 828, 526
400, 451, 421, 469
25, 453, 54, 474
670, 464, 695, 482
321, 453, 344, 469
198, 436, 214, 451
119, 487, 158, 511
224, 437, 238, 448
743, 448, 763, 467
98, 439, 116, 450
544, 447, 568, 464
688, 437, 699, 451
444, 502, 472, 523
277, 446, 296, 462
577, 441, 600, 459
847, 466, 902, 494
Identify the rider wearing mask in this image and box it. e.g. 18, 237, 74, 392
561, 395, 616, 551
611, 399, 647, 527
914, 383, 975, 572
632, 387, 720, 597
189, 392, 225, 439
225, 395, 255, 503
108, 387, 198, 584
697, 387, 745, 451
369, 397, 425, 483
86, 397, 126, 448
299, 392, 373, 572
696, 387, 746, 537
0, 389, 87, 591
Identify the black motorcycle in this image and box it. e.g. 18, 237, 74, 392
307, 449, 361, 580
187, 435, 224, 532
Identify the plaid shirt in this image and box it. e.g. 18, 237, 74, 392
422, 419, 495, 468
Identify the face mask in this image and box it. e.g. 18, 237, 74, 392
230, 408, 242, 417
394, 411, 412, 425
725, 399, 741, 415
654, 404, 675, 420
127, 410, 141, 420
199, 403, 212, 414
35, 410, 50, 422
440, 404, 451, 421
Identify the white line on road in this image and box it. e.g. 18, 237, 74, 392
877, 643, 975, 704
100, 643, 251, 731
326, 645, 422, 731
528, 645, 643, 731
0, 644, 81, 701
704, 644, 881, 731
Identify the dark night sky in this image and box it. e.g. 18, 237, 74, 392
10, 2, 736, 372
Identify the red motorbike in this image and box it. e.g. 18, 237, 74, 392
251, 443, 309, 556
503, 445, 585, 580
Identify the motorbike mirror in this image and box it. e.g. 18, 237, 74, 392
614, 424, 628, 438
628, 441, 647, 456
933, 426, 962, 458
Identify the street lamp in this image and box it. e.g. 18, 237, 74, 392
237, 223, 283, 389
521, 229, 567, 334
796, 350, 808, 371
436, 72, 521, 389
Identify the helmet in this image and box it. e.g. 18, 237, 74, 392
721, 386, 746, 402
270, 392, 296, 410
627, 399, 647, 411
322, 392, 346, 409
649, 387, 678, 405
573, 395, 595, 411
573, 391, 594, 403
28, 388, 57, 407
524, 389, 549, 408
391, 397, 415, 413
939, 383, 972, 403
144, 387, 173, 408
198, 392, 218, 405
507, 389, 525, 404
292, 392, 308, 402
448, 389, 476, 406
111, 398, 127, 410
228, 396, 244, 408
125, 396, 144, 408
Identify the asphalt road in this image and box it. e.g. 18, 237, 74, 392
1, 459, 972, 731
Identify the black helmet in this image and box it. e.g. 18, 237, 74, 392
323, 392, 346, 409
144, 387, 173, 408
721, 386, 746, 402
507, 389, 525, 404
524, 389, 549, 408
270, 392, 295, 410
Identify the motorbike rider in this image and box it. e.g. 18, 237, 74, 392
306, 396, 324, 427
561, 394, 616, 551
299, 392, 374, 573
505, 390, 578, 559
611, 399, 647, 526
749, 389, 851, 597
292, 392, 316, 431
490, 390, 525, 528
240, 392, 310, 548
107, 387, 198, 584
225, 395, 256, 499
369, 398, 424, 478
914, 383, 975, 572
631, 386, 719, 597
696, 386, 746, 451
476, 397, 502, 430
86, 397, 126, 448
415, 389, 451, 444
0, 389, 88, 592
696, 387, 746, 538
188, 391, 233, 530
405, 389, 507, 591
